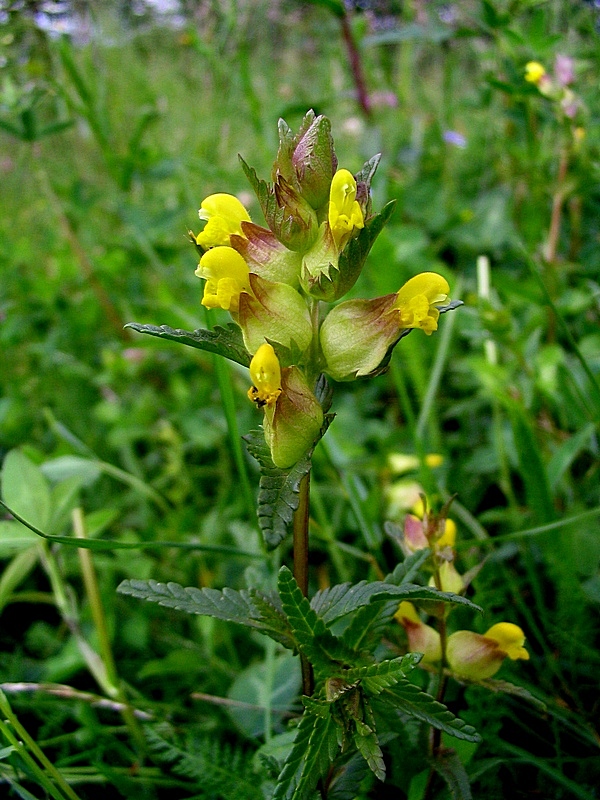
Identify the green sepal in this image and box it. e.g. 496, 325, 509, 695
302, 200, 396, 302
239, 156, 317, 252
358, 299, 464, 381
244, 377, 334, 548
124, 322, 251, 367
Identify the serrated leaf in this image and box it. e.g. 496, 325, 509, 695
342, 655, 422, 695
354, 722, 385, 782
313, 581, 480, 626
117, 579, 294, 648
340, 598, 400, 652
273, 710, 338, 800
379, 682, 481, 742
244, 411, 334, 549
385, 548, 432, 584
124, 322, 251, 367
277, 567, 363, 673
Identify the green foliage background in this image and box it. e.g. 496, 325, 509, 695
0, 0, 599, 797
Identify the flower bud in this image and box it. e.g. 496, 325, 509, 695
446, 623, 530, 680
261, 366, 324, 468
394, 602, 441, 664
196, 194, 251, 249
289, 112, 338, 210
195, 246, 250, 312
238, 274, 312, 355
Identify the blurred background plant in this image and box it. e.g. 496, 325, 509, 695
0, 0, 599, 798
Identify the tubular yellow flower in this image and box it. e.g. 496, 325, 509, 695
484, 623, 530, 662
436, 518, 456, 549
394, 273, 450, 335
395, 602, 442, 664
195, 246, 250, 312
328, 168, 364, 250
525, 61, 546, 85
247, 343, 282, 408
196, 193, 251, 249
447, 623, 529, 680
428, 561, 464, 594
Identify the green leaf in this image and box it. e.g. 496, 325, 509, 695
508, 406, 555, 524
354, 719, 385, 782
547, 422, 596, 491
384, 547, 432, 584
277, 567, 363, 673
0, 547, 39, 613
342, 655, 422, 695
312, 581, 480, 625
378, 682, 481, 742
125, 322, 251, 367
117, 579, 295, 649
432, 747, 473, 800
273, 709, 338, 800
0, 521, 38, 558
1, 450, 52, 532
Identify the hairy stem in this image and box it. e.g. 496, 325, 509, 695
293, 472, 314, 696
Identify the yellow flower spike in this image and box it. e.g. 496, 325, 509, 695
525, 61, 546, 85
394, 273, 450, 335
328, 168, 364, 250
484, 623, 530, 662
247, 343, 282, 409
196, 193, 252, 249
195, 245, 250, 313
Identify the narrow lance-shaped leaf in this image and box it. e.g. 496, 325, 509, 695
124, 322, 251, 367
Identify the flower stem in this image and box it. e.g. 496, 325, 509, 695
293, 472, 314, 696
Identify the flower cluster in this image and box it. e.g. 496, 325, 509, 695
525, 55, 585, 136
192, 112, 457, 469
394, 507, 529, 680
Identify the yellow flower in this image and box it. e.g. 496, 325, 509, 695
436, 518, 456, 549
395, 602, 442, 664
195, 246, 250, 312
328, 169, 364, 250
525, 61, 546, 85
247, 343, 282, 408
196, 193, 251, 249
394, 273, 450, 335
428, 560, 464, 594
446, 622, 530, 680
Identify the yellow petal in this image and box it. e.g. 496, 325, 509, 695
248, 343, 282, 408
525, 61, 546, 85
328, 168, 364, 250
484, 623, 530, 661
196, 246, 250, 312
436, 518, 456, 548
196, 193, 251, 248
394, 273, 450, 335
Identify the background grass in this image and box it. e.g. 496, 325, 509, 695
0, 0, 599, 797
